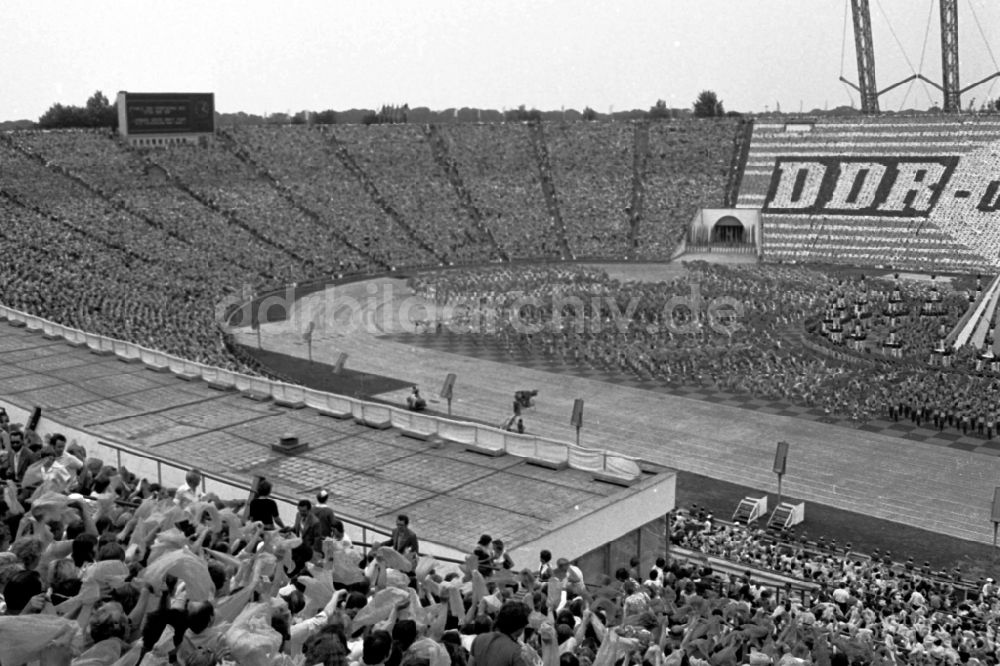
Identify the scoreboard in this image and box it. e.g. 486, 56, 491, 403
117, 92, 214, 137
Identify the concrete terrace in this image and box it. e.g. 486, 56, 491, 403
0, 321, 668, 559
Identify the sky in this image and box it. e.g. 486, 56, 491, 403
4, 0, 1000, 121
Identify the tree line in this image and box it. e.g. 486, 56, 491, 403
20, 90, 736, 131
36, 91, 117, 129
16, 87, 1000, 132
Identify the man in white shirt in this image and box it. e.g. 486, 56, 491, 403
174, 468, 204, 509
551, 557, 586, 609
25, 446, 73, 493
284, 588, 346, 657
50, 434, 83, 475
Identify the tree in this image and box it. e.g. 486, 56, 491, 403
504, 105, 541, 122
37, 90, 116, 129
364, 104, 410, 125
693, 90, 725, 118
648, 99, 672, 120
313, 109, 337, 125
582, 106, 598, 121
85, 90, 115, 126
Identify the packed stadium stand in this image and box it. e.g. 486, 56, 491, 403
737, 116, 1000, 272
0, 120, 735, 376
643, 121, 734, 259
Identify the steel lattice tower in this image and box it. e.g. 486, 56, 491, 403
940, 0, 960, 112
851, 0, 880, 114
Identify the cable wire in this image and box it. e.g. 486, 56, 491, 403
874, 0, 920, 75
898, 77, 916, 112
916, 0, 937, 107
841, 0, 851, 78
841, 81, 858, 109
967, 0, 1000, 71
966, 0, 1000, 110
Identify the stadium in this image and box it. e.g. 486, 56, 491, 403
6, 4, 1000, 664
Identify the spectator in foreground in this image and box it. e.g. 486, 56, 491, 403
248, 477, 285, 530
313, 489, 336, 546
173, 468, 203, 509
380, 513, 419, 558
469, 600, 531, 666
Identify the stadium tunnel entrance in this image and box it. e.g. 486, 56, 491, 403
685, 208, 760, 252
711, 215, 746, 244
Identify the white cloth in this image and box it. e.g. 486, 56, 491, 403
174, 483, 203, 509
57, 453, 83, 473
287, 610, 328, 657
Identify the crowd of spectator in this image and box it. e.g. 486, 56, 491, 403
0, 121, 737, 380
740, 118, 999, 274
543, 123, 632, 259
1, 413, 999, 665
758, 218, 990, 275
223, 125, 438, 271
637, 122, 734, 260
8, 121, 994, 402
438, 123, 563, 260
6, 123, 1000, 663
8, 130, 317, 286
0, 152, 246, 372
330, 124, 501, 266
670, 506, 1000, 665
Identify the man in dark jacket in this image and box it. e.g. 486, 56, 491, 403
381, 514, 419, 556
2, 429, 36, 483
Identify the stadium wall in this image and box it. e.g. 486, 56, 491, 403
737, 117, 1000, 272
510, 471, 675, 582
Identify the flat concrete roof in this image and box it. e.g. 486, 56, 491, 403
0, 321, 673, 560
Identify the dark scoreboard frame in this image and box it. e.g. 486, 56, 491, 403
123, 93, 215, 135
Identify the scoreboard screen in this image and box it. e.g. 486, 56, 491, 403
123, 93, 214, 134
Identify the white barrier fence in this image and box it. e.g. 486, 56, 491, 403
0, 304, 642, 481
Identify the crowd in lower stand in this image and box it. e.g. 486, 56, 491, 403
0, 414, 996, 666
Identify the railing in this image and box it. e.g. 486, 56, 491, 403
0, 303, 643, 483
669, 545, 818, 603
0, 395, 399, 559
684, 243, 758, 255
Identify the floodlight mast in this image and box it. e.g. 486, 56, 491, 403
939, 0, 960, 113
842, 0, 998, 115
847, 0, 880, 115
840, 0, 921, 115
